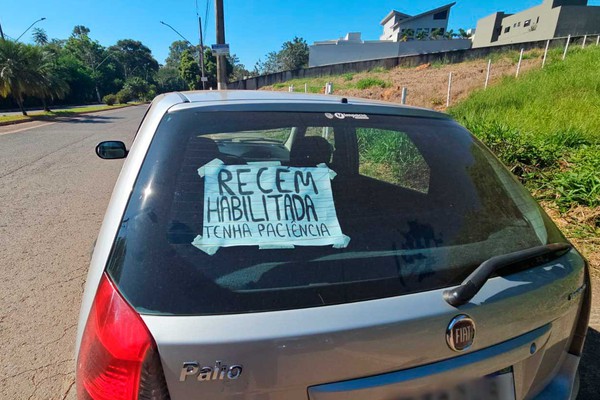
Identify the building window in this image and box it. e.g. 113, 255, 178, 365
505, 26, 511, 33
537, 17, 540, 23
518, 22, 521, 27
433, 10, 448, 20
513, 23, 517, 27
524, 19, 531, 27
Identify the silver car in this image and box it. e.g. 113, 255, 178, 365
75, 91, 590, 400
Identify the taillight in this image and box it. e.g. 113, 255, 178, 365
77, 273, 169, 399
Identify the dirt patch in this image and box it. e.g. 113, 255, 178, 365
542, 202, 600, 276
334, 56, 541, 111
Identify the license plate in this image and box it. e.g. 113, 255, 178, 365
397, 368, 516, 400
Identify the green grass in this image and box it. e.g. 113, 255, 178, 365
450, 46, 600, 214
0, 104, 131, 124
355, 78, 389, 90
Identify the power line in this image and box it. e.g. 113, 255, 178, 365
204, 0, 210, 43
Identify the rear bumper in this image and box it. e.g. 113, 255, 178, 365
309, 323, 584, 400
309, 324, 551, 400
531, 352, 579, 400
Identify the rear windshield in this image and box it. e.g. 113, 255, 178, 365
106, 110, 563, 315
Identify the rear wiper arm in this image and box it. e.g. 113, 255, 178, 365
443, 243, 572, 307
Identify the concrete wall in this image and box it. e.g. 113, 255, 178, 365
229, 38, 568, 91
473, 0, 600, 48
546, 0, 587, 7
473, 4, 562, 47
381, 18, 398, 41
555, 6, 600, 36
309, 39, 472, 67
472, 12, 507, 48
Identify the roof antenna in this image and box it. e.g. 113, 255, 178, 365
341, 98, 348, 104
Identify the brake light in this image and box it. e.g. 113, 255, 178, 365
76, 273, 168, 399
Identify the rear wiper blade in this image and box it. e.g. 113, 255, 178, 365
443, 243, 572, 307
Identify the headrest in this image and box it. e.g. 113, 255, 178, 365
290, 136, 333, 167
188, 136, 219, 154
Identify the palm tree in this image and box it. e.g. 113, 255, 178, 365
444, 29, 456, 39
458, 29, 470, 39
416, 31, 428, 41
400, 29, 415, 42
431, 28, 444, 40
32, 28, 49, 46
0, 41, 68, 115
28, 46, 69, 111
0, 41, 43, 115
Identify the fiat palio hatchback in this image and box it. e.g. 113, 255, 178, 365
75, 91, 590, 400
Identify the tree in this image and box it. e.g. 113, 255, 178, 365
253, 36, 309, 75
227, 54, 252, 81
278, 37, 309, 71
108, 39, 159, 81
0, 41, 45, 115
458, 29, 470, 39
400, 29, 415, 42
123, 76, 150, 101
28, 47, 69, 111
32, 28, 48, 46
165, 40, 196, 69
64, 32, 110, 102
72, 25, 91, 38
416, 30, 429, 40
444, 29, 457, 39
254, 51, 281, 75
179, 49, 200, 90
430, 28, 444, 40
156, 66, 186, 93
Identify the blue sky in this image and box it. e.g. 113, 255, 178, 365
1, 0, 599, 69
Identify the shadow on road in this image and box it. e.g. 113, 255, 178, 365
578, 328, 600, 399
54, 114, 123, 124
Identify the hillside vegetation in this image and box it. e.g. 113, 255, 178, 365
451, 46, 600, 265
265, 46, 600, 264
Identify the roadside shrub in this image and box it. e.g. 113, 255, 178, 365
546, 146, 600, 211
356, 78, 389, 90
102, 94, 117, 106
116, 88, 132, 104
465, 121, 559, 171
370, 66, 386, 73
342, 73, 354, 81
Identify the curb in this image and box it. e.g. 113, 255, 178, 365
0, 104, 143, 128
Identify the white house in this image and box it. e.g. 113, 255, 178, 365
380, 3, 457, 41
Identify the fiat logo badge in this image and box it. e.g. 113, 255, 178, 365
446, 315, 476, 352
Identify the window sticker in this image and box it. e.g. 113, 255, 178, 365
192, 159, 350, 255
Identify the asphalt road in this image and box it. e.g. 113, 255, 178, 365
0, 106, 143, 399
0, 104, 97, 117
0, 105, 598, 399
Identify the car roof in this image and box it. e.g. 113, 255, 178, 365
157, 90, 451, 120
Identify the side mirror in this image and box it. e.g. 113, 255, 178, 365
96, 141, 128, 159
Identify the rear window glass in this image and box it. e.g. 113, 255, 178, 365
106, 111, 563, 315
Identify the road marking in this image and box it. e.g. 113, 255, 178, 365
0, 122, 56, 136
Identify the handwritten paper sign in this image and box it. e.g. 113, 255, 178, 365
192, 160, 350, 255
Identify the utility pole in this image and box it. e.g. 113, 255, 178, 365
215, 0, 227, 90
198, 16, 207, 90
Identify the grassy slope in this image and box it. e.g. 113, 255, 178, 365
450, 46, 600, 263
268, 46, 600, 261
450, 46, 600, 210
